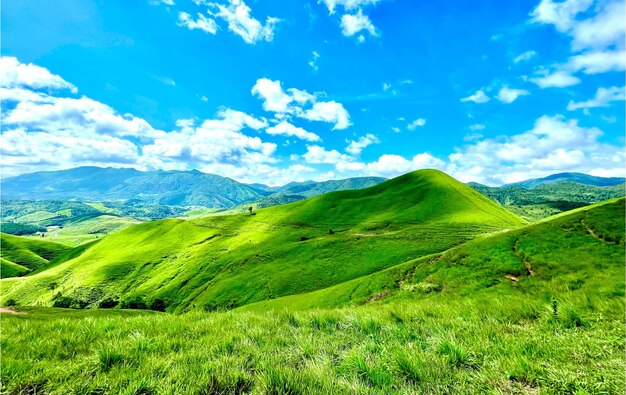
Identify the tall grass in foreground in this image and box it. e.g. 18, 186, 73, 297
2, 294, 624, 394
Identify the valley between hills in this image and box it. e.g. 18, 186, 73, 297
1, 169, 624, 394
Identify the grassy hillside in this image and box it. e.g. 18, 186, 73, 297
0, 170, 524, 312
243, 198, 624, 311
1, 199, 623, 394
0, 233, 72, 278
471, 181, 624, 220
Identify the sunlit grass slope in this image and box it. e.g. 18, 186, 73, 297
1, 199, 623, 394
243, 197, 625, 311
0, 170, 524, 311
0, 233, 71, 278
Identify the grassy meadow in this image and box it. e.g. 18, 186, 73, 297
1, 171, 624, 394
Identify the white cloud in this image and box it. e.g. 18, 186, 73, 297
251, 78, 351, 130
0, 56, 77, 93
529, 0, 625, 85
496, 86, 530, 103
177, 12, 218, 34
340, 9, 377, 38
309, 51, 320, 71
569, 0, 625, 51
345, 133, 379, 155
460, 90, 490, 103
303, 145, 352, 164
514, 50, 537, 63
265, 121, 321, 142
302, 101, 351, 130
382, 82, 391, 91
567, 86, 626, 111
320, 0, 381, 14
210, 0, 280, 44
251, 78, 297, 113
407, 118, 426, 130
530, 70, 580, 88
469, 124, 485, 131
336, 153, 445, 178
530, 0, 594, 32
567, 49, 626, 74
447, 114, 625, 184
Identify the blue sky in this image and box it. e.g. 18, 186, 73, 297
1, 0, 624, 185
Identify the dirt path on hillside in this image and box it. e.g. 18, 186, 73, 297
513, 239, 534, 276
0, 308, 25, 315
581, 218, 605, 243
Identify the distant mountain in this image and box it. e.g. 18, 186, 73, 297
1, 167, 263, 208
255, 177, 387, 208
505, 172, 625, 189
1, 167, 387, 210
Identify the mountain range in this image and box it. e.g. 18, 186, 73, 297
0, 167, 387, 209
2, 167, 623, 211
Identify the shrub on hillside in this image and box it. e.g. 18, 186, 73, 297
98, 297, 119, 309
119, 296, 147, 310
149, 298, 167, 312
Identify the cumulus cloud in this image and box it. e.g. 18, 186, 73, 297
407, 118, 426, 130
529, 0, 625, 86
530, 70, 580, 88
177, 0, 279, 44
210, 0, 280, 44
567, 86, 626, 111
340, 9, 377, 39
251, 78, 351, 130
0, 57, 290, 182
345, 133, 379, 155
320, 0, 381, 41
303, 145, 353, 164
265, 121, 321, 142
447, 114, 625, 184
460, 90, 490, 103
0, 56, 77, 93
319, 0, 382, 14
496, 86, 530, 103
335, 153, 445, 178
177, 12, 218, 34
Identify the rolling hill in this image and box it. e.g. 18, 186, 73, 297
0, 169, 525, 311
2, 192, 623, 394
243, 197, 624, 311
0, 233, 72, 278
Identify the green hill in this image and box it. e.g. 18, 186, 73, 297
243, 198, 624, 311
1, 199, 622, 394
0, 170, 524, 311
0, 233, 72, 278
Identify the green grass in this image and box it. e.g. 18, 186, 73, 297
0, 171, 623, 394
0, 233, 71, 278
0, 170, 525, 312
25, 214, 141, 246
1, 294, 623, 394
